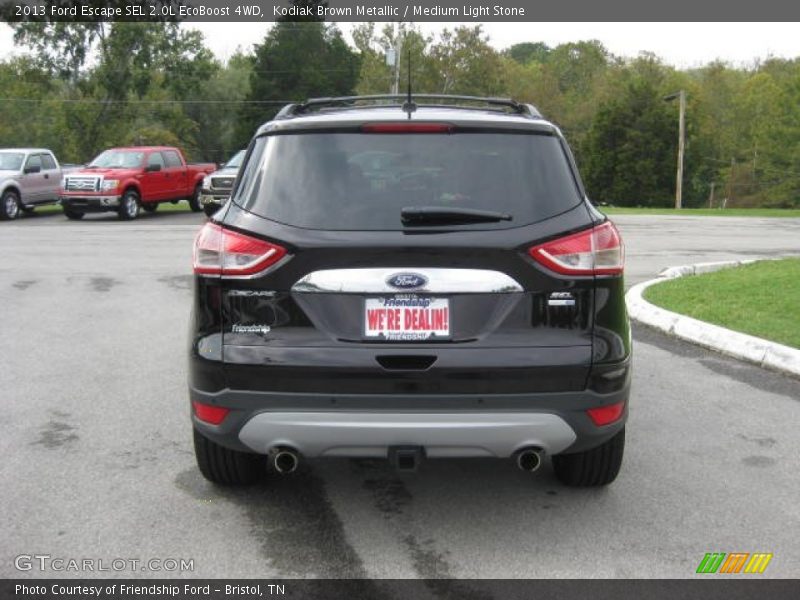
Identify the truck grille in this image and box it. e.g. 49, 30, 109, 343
210, 177, 235, 190
65, 177, 100, 192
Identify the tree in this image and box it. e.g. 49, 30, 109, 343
11, 14, 220, 160
582, 76, 677, 206
236, 2, 360, 143
429, 26, 505, 95
505, 42, 551, 65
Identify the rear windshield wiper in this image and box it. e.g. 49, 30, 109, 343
401, 206, 513, 226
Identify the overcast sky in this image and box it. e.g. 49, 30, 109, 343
2, 22, 800, 68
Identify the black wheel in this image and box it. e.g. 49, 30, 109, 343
63, 209, 85, 220
552, 428, 625, 487
142, 203, 158, 213
0, 189, 21, 220
188, 184, 203, 212
203, 203, 220, 217
193, 429, 264, 485
118, 189, 140, 220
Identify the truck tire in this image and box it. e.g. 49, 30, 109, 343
552, 428, 625, 487
118, 189, 140, 221
188, 184, 203, 212
64, 209, 85, 220
0, 189, 21, 220
193, 429, 264, 485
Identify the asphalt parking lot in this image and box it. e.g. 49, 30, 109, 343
1, 209, 798, 579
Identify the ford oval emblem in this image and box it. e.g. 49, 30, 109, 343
387, 272, 428, 290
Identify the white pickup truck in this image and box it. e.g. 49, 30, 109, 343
0, 148, 78, 220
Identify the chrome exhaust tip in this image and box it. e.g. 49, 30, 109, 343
515, 448, 543, 473
271, 448, 299, 474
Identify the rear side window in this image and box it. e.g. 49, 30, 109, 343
234, 132, 581, 230
163, 150, 182, 168
41, 154, 57, 170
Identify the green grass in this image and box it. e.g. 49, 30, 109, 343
602, 206, 800, 218
643, 258, 800, 349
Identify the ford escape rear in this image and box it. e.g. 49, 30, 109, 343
188, 95, 631, 487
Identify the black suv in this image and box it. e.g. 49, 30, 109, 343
189, 95, 630, 487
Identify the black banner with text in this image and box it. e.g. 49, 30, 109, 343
3, 0, 800, 22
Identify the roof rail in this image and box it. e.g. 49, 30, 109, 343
274, 103, 300, 119
277, 95, 542, 119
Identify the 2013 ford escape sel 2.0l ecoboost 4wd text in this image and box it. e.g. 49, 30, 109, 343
189, 95, 630, 487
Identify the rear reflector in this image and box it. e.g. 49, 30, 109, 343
192, 401, 230, 425
193, 222, 287, 277
586, 401, 626, 426
528, 221, 624, 276
361, 122, 453, 134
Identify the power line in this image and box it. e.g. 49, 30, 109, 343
701, 155, 800, 178
0, 98, 294, 104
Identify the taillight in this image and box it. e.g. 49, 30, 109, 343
361, 122, 453, 133
528, 221, 624, 276
193, 222, 287, 277
192, 400, 230, 425
586, 401, 626, 426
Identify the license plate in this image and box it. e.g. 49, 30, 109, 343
364, 297, 450, 340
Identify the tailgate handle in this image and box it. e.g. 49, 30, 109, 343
376, 355, 437, 371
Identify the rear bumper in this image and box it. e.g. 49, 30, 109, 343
190, 383, 629, 458
238, 411, 576, 458
60, 195, 120, 212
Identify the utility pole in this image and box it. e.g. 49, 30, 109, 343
664, 90, 686, 209
727, 157, 736, 207
676, 90, 686, 210
390, 33, 402, 95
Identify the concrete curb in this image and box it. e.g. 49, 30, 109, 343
626, 259, 800, 379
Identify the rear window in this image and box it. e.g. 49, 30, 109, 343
41, 153, 57, 170
234, 132, 581, 230
163, 150, 182, 168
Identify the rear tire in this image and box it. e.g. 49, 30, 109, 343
188, 184, 203, 212
552, 428, 625, 487
118, 189, 140, 220
193, 429, 264, 486
64, 208, 85, 220
0, 190, 21, 220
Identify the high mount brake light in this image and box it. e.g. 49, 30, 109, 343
528, 221, 624, 276
193, 222, 288, 277
361, 123, 453, 134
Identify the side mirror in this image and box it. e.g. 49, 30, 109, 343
24, 165, 41, 174
145, 164, 162, 173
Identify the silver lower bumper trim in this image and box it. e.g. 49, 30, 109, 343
237, 411, 577, 458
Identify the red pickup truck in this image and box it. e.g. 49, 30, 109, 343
60, 146, 216, 220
